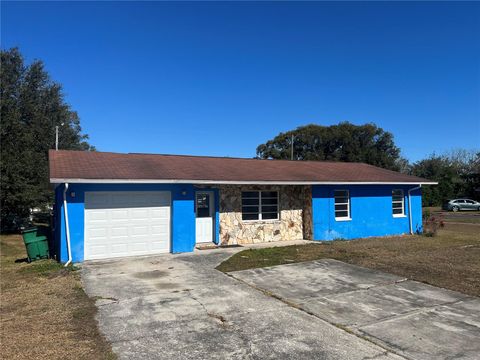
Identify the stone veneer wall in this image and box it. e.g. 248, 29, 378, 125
302, 185, 313, 240
218, 185, 312, 245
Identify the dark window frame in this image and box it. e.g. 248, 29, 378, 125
241, 191, 279, 221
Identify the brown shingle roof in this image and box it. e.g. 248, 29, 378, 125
48, 150, 436, 184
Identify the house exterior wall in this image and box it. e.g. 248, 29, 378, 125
53, 182, 423, 263
217, 185, 311, 245
54, 183, 196, 262
312, 185, 422, 241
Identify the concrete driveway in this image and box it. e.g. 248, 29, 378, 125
82, 250, 402, 360
230, 259, 480, 360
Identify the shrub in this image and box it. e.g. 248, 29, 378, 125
423, 215, 445, 237
423, 208, 431, 222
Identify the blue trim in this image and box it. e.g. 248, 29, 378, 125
214, 188, 220, 245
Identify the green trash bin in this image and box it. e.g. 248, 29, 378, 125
21, 227, 49, 262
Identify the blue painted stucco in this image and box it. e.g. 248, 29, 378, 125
312, 185, 423, 241
54, 183, 197, 262
215, 190, 220, 245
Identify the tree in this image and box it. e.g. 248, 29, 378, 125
410, 150, 480, 206
410, 155, 458, 206
256, 122, 401, 170
1, 48, 94, 231
461, 152, 480, 200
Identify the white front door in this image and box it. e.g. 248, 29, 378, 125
84, 191, 171, 260
195, 192, 214, 244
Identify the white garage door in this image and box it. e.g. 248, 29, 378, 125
84, 191, 171, 260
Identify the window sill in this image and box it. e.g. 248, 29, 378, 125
393, 214, 407, 218
335, 217, 352, 222
242, 219, 281, 224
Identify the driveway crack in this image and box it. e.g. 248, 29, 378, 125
183, 289, 256, 358
185, 289, 229, 328
361, 351, 392, 360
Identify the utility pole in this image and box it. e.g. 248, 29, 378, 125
55, 123, 64, 150
290, 134, 295, 160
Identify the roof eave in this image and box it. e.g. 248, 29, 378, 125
50, 178, 438, 185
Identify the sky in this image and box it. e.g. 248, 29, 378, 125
2, 1, 479, 162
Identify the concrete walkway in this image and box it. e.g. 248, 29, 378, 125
82, 250, 403, 360
230, 259, 480, 360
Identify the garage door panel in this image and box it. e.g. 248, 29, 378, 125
87, 210, 108, 221
132, 226, 149, 236
110, 227, 129, 237
111, 209, 129, 220
151, 241, 169, 251
128, 241, 150, 253
90, 245, 109, 257
111, 243, 128, 254
84, 191, 171, 260
151, 224, 168, 235
131, 208, 149, 219
89, 228, 108, 238
151, 208, 169, 218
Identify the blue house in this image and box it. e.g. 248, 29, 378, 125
49, 150, 436, 263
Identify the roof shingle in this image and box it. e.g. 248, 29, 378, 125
48, 150, 435, 184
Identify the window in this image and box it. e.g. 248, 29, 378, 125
334, 190, 350, 220
241, 191, 279, 221
392, 189, 405, 216
196, 193, 211, 218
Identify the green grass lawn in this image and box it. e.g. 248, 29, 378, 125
217, 223, 480, 297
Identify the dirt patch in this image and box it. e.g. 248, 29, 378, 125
426, 207, 480, 224
217, 223, 480, 297
0, 234, 116, 359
